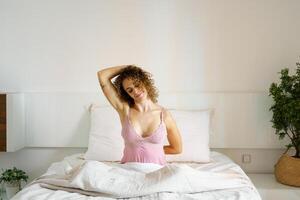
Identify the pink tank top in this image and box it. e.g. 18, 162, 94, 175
121, 108, 167, 166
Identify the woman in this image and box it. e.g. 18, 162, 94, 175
97, 65, 182, 166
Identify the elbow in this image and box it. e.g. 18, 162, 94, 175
176, 147, 182, 154
177, 142, 183, 154
174, 145, 182, 154
97, 70, 107, 84
97, 70, 104, 78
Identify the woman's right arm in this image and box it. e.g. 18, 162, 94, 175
97, 65, 127, 112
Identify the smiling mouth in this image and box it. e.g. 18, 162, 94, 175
135, 92, 143, 98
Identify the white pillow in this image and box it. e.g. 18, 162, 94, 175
84, 104, 123, 161
165, 109, 212, 163
84, 104, 212, 163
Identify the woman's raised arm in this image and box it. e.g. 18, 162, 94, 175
97, 65, 127, 112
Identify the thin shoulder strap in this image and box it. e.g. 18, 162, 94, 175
127, 107, 131, 118
124, 106, 130, 121
160, 107, 164, 123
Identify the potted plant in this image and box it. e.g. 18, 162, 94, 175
0, 167, 28, 199
269, 61, 300, 187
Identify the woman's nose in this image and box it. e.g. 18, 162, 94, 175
133, 87, 139, 94
133, 88, 141, 96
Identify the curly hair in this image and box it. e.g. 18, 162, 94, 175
113, 65, 159, 107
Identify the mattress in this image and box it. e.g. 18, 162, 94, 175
11, 151, 261, 200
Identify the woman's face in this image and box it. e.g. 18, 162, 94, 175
122, 78, 148, 102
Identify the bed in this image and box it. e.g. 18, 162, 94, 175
11, 151, 261, 200
11, 105, 261, 199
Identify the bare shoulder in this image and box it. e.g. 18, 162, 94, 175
161, 107, 175, 123
161, 108, 180, 136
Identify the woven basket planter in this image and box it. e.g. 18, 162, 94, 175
274, 154, 300, 187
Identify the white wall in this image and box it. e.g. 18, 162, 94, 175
1, 0, 300, 181
1, 0, 299, 93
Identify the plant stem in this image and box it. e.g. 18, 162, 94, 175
289, 125, 296, 138
296, 147, 300, 158
284, 130, 298, 154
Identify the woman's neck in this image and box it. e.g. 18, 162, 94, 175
133, 99, 155, 112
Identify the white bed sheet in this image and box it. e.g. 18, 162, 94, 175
11, 151, 261, 200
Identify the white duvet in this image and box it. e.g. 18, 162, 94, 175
11, 152, 261, 200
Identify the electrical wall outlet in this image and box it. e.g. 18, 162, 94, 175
242, 154, 251, 163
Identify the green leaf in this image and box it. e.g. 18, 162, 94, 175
269, 61, 300, 157
0, 167, 28, 184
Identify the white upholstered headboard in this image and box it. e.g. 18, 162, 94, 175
24, 92, 288, 148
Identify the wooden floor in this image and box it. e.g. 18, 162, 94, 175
248, 174, 300, 200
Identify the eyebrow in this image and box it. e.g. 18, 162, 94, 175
125, 80, 140, 91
